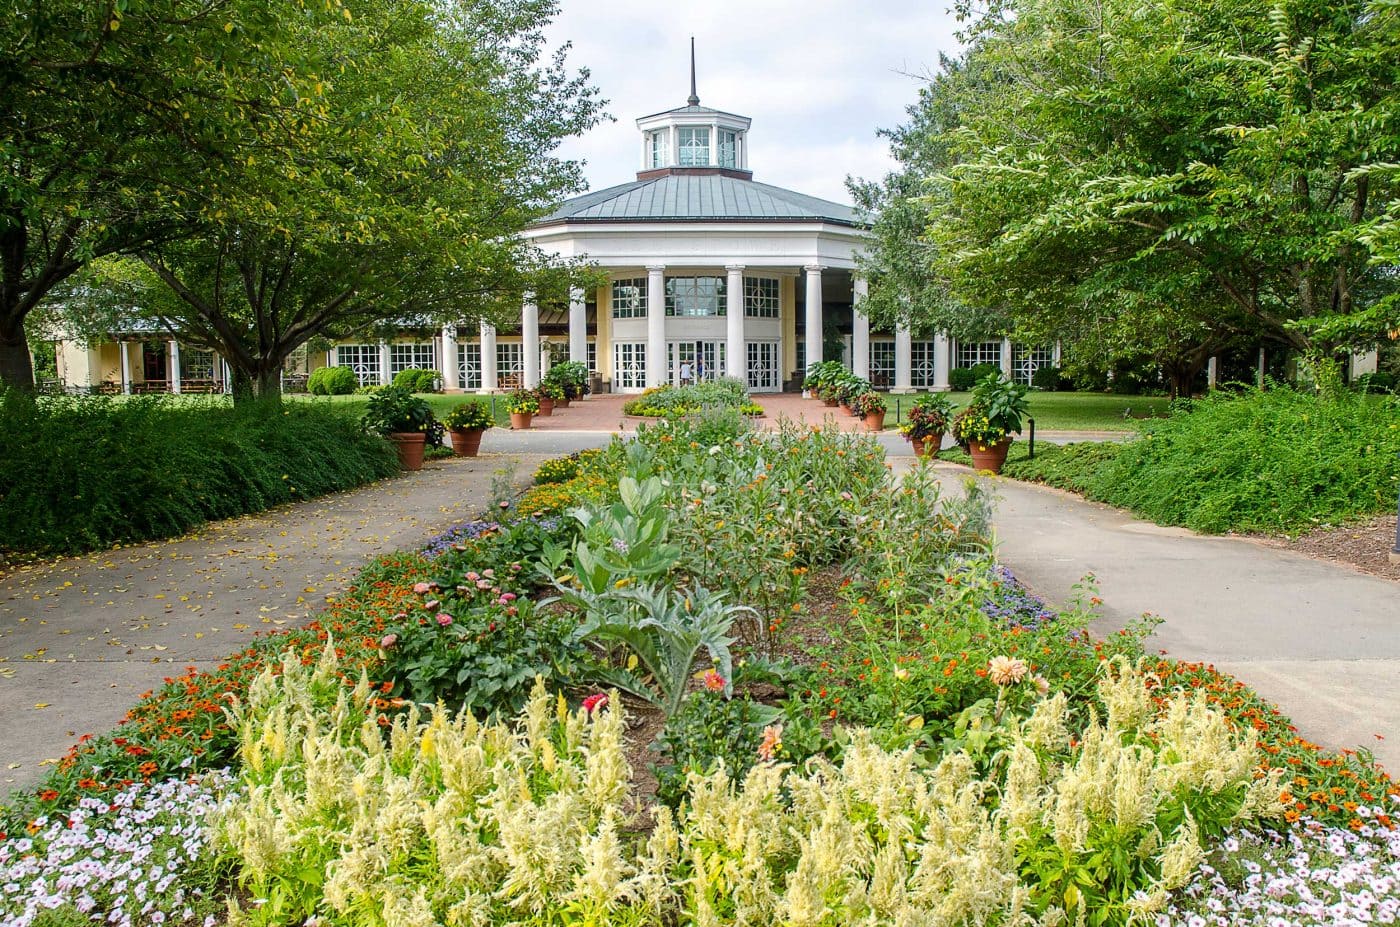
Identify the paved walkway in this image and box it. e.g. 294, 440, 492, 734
910, 460, 1400, 771
0, 452, 544, 791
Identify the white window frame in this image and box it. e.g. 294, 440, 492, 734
746, 341, 780, 392
744, 276, 780, 318
457, 342, 482, 390
648, 130, 670, 168
612, 278, 648, 319
665, 276, 726, 317
911, 341, 937, 390
1012, 344, 1055, 386
869, 340, 896, 388
956, 340, 1005, 370
678, 127, 711, 166
389, 342, 436, 377
586, 342, 597, 375
718, 130, 738, 168
336, 344, 381, 387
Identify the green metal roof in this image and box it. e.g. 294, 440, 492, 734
536, 174, 861, 227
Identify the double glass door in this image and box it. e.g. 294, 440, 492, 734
667, 341, 726, 386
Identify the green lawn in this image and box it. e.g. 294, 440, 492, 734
287, 393, 514, 427
884, 391, 1171, 432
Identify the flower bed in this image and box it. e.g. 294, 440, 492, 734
3, 413, 1398, 926
620, 378, 763, 418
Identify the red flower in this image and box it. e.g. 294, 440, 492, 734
38, 790, 59, 802
582, 693, 609, 713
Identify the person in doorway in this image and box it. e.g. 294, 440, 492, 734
680, 360, 694, 386
696, 359, 705, 382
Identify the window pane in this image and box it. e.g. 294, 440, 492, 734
678, 127, 710, 166
665, 276, 726, 317
744, 277, 779, 318
718, 130, 737, 168
612, 278, 648, 319
955, 340, 1004, 370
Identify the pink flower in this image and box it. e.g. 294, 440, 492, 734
510, 563, 522, 572
499, 501, 510, 509
482, 569, 495, 578
499, 592, 517, 602
423, 599, 440, 612
702, 670, 726, 692
436, 613, 453, 627
413, 582, 432, 595
582, 693, 609, 713
380, 634, 398, 648
465, 571, 479, 582
506, 606, 518, 616
758, 723, 783, 761
476, 579, 492, 590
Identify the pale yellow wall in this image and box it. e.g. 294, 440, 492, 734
782, 276, 797, 382
96, 343, 121, 384
597, 283, 613, 379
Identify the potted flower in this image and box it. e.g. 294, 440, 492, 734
361, 385, 445, 471
835, 374, 870, 415
441, 400, 494, 457
902, 393, 956, 458
951, 371, 1030, 473
505, 390, 539, 429
851, 390, 888, 431
535, 381, 564, 416
803, 360, 846, 401
545, 361, 588, 404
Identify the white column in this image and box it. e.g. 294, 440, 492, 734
1257, 346, 1266, 388
118, 341, 131, 394
726, 264, 745, 380
568, 287, 587, 364
378, 342, 392, 385
851, 276, 870, 380
440, 325, 458, 391
540, 341, 552, 379
893, 324, 914, 393
169, 340, 181, 393
328, 347, 337, 368
934, 333, 951, 391
804, 265, 824, 371
1351, 349, 1379, 378
521, 293, 540, 388
221, 359, 232, 394
1052, 340, 1063, 367
1001, 337, 1013, 378
1207, 356, 1219, 389
479, 322, 498, 393
646, 265, 666, 388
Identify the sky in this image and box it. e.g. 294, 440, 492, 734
542, 0, 963, 204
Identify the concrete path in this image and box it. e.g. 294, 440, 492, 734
917, 461, 1400, 771
0, 452, 544, 791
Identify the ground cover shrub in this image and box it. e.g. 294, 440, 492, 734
0, 391, 399, 555
0, 772, 233, 927
621, 377, 761, 418
651, 679, 781, 808
307, 365, 358, 395
533, 448, 602, 485
390, 366, 441, 392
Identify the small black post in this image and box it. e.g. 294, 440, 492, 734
490, 396, 497, 421
895, 396, 901, 424
1028, 417, 1036, 460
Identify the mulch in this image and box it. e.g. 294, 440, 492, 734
1250, 514, 1400, 583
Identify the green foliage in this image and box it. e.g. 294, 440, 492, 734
536, 381, 565, 401
543, 359, 590, 398
534, 453, 583, 485
653, 688, 780, 808
1032, 365, 1069, 391
621, 377, 754, 418
0, 391, 398, 554
390, 367, 441, 393
307, 366, 357, 395
1355, 370, 1397, 394
802, 359, 847, 392
953, 371, 1031, 444
360, 384, 444, 443
902, 392, 957, 440
950, 363, 999, 391
441, 399, 494, 431
851, 390, 887, 416
505, 389, 540, 414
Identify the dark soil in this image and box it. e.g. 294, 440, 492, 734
1251, 514, 1400, 583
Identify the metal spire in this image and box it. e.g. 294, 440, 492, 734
687, 37, 699, 106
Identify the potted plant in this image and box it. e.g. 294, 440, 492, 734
361, 385, 445, 471
951, 371, 1030, 473
803, 360, 846, 400
835, 374, 870, 415
441, 400, 494, 457
902, 393, 956, 458
851, 390, 888, 431
545, 360, 588, 404
535, 381, 563, 416
505, 390, 539, 429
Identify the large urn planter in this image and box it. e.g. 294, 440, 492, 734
449, 428, 484, 457
537, 397, 555, 417
967, 437, 1013, 473
823, 398, 839, 408
389, 432, 427, 471
863, 410, 886, 432
510, 411, 534, 430
839, 402, 854, 416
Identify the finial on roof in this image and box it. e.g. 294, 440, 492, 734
687, 37, 699, 106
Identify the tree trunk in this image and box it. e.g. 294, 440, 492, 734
228, 362, 283, 406
0, 314, 36, 389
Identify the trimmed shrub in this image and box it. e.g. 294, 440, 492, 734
1031, 364, 1072, 391
0, 391, 399, 555
950, 362, 999, 391
1355, 370, 1396, 394
391, 367, 441, 392
306, 365, 357, 395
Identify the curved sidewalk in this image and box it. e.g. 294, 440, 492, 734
922, 461, 1400, 771
0, 453, 544, 791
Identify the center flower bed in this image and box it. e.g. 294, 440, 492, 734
2, 414, 1396, 926
620, 378, 765, 418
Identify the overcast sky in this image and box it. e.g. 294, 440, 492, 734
542, 1, 963, 204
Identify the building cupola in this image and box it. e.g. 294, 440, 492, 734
635, 39, 753, 180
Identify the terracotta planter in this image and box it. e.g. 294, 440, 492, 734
449, 428, 484, 457
863, 410, 886, 432
388, 432, 426, 471
555, 397, 570, 409
509, 411, 533, 430
823, 398, 839, 407
968, 437, 1013, 473
537, 398, 554, 416
911, 432, 945, 458
839, 402, 854, 416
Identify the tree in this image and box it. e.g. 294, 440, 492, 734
922, 0, 1400, 359
0, 0, 327, 387
112, 0, 603, 399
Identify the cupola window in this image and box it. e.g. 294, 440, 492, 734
678, 127, 711, 167
718, 130, 738, 168
648, 131, 669, 169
